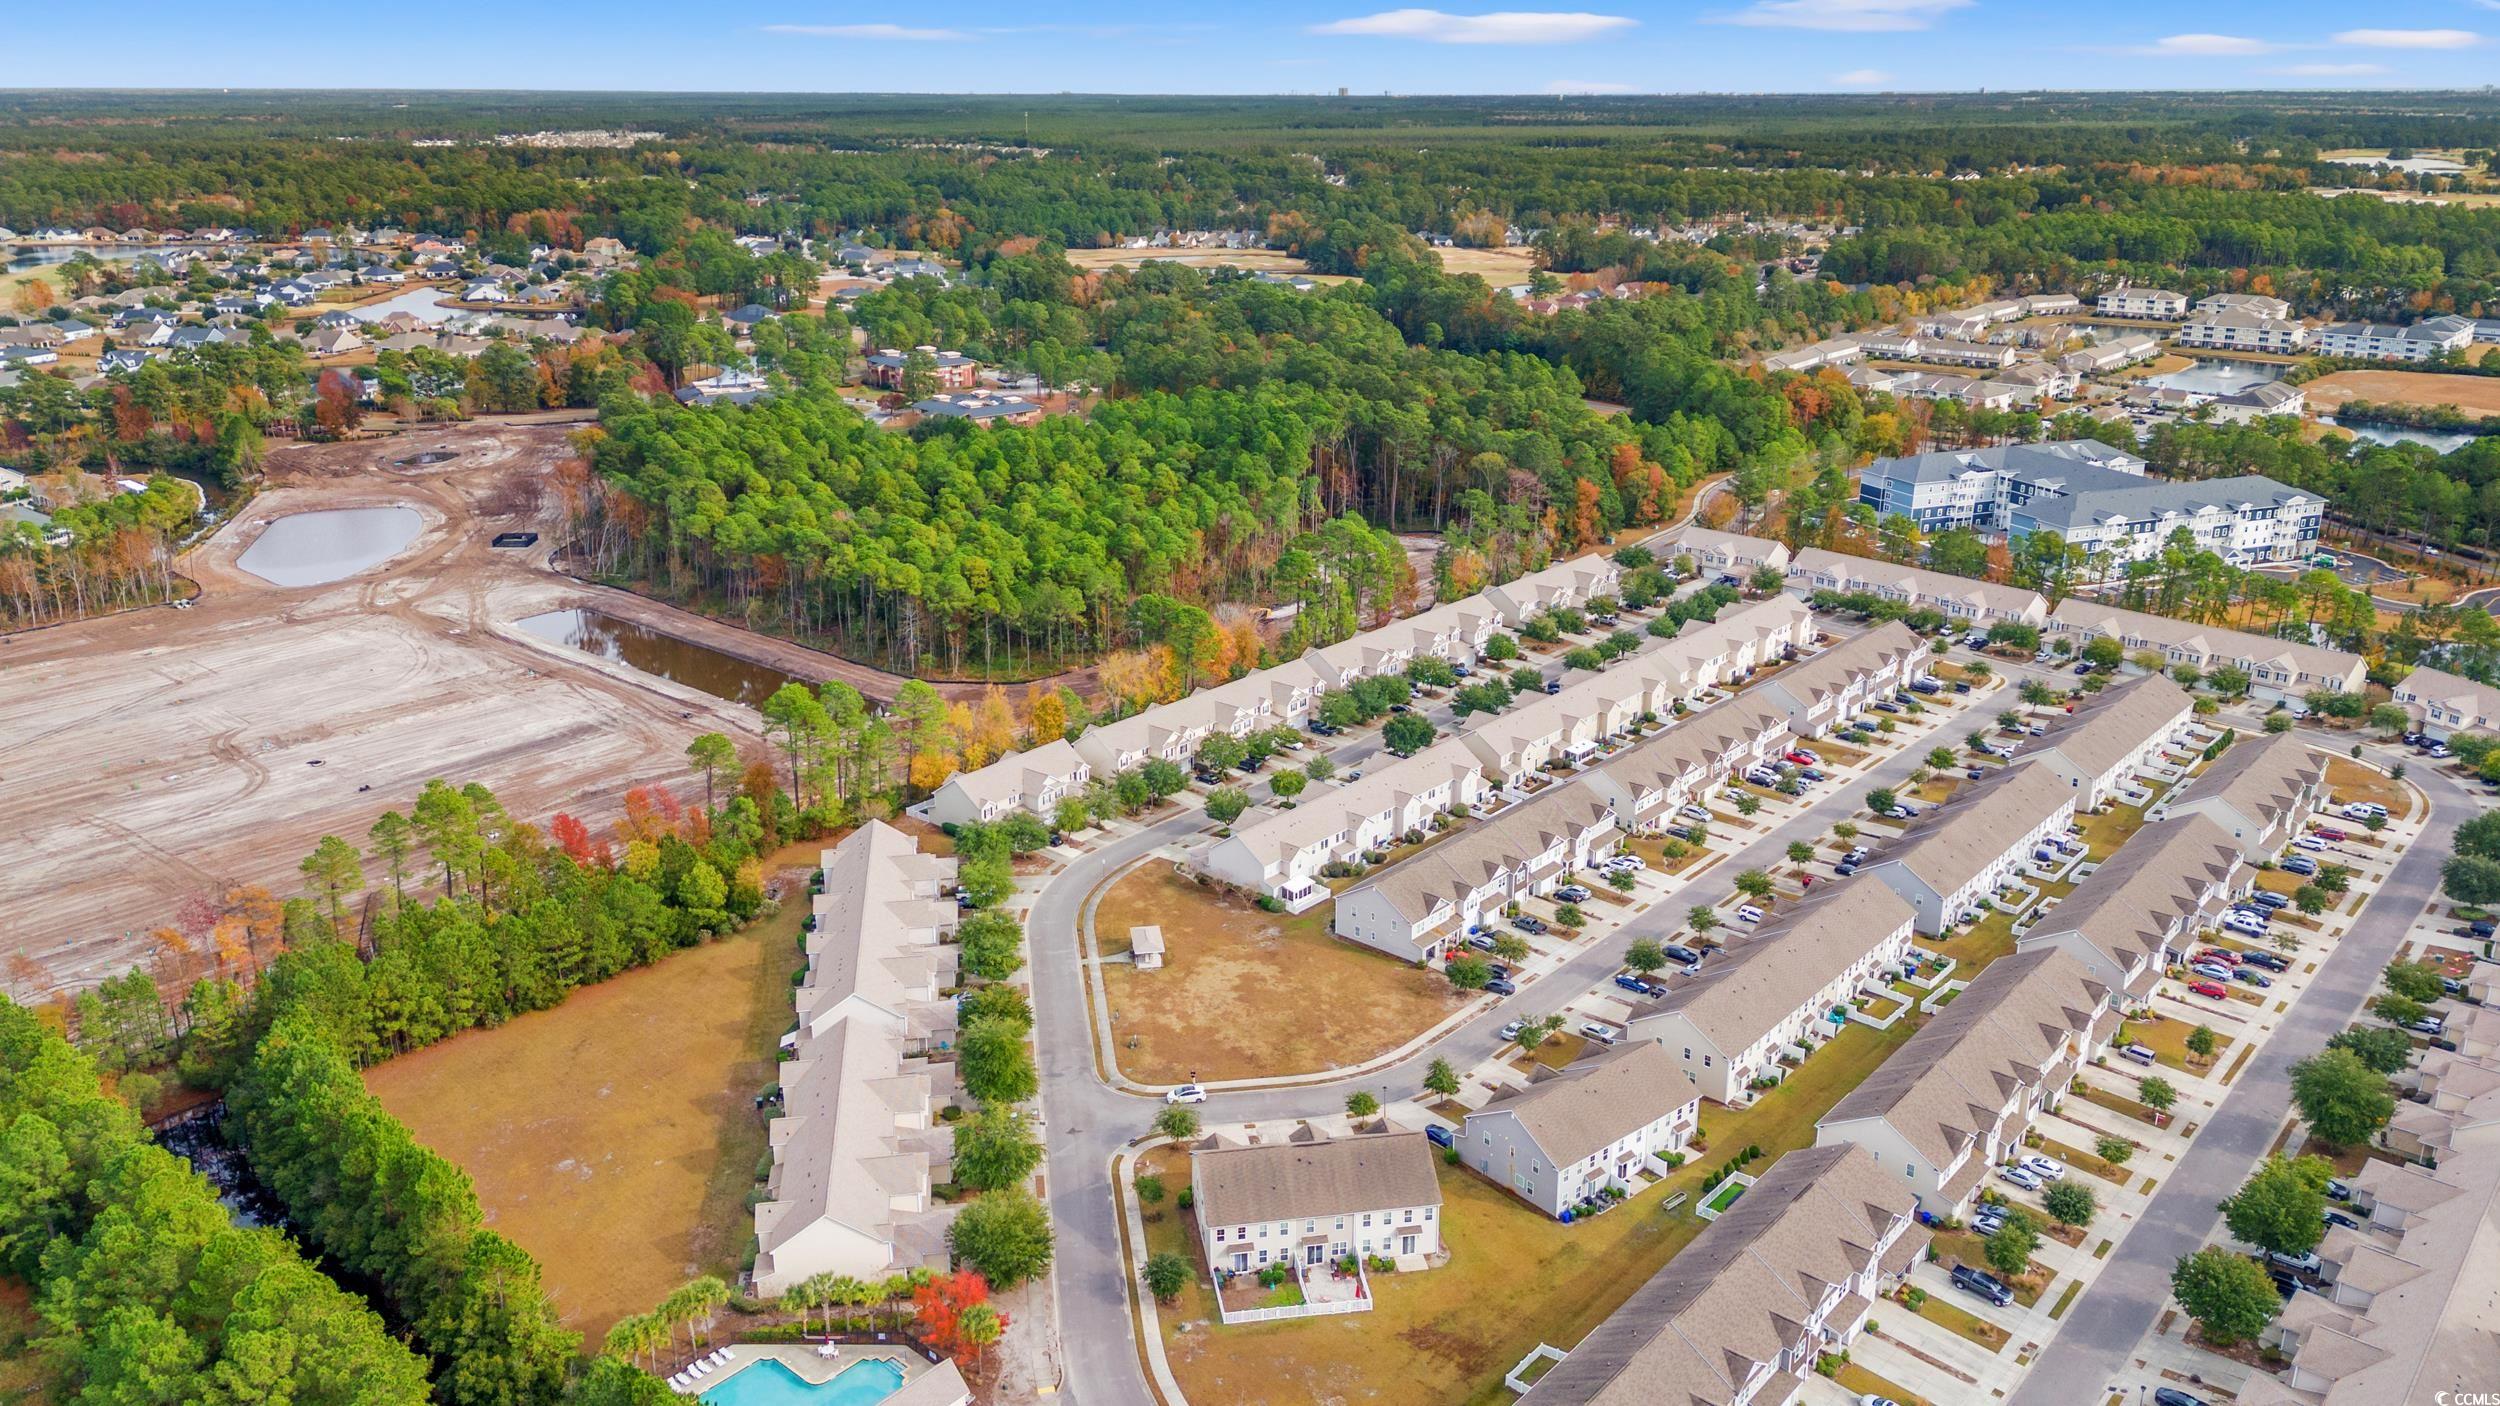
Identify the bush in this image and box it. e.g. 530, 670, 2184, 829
2095, 1135, 2135, 1167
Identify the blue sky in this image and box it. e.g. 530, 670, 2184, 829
36, 1, 2500, 92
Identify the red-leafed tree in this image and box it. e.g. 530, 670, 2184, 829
912, 1270, 998, 1356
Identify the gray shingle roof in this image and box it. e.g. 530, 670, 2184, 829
1192, 1131, 1441, 1227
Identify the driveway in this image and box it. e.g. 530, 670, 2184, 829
2007, 736, 2463, 1405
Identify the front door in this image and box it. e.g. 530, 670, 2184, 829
1400, 1234, 1417, 1256
1305, 1243, 1325, 1266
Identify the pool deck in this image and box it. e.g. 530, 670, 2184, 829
687, 1343, 972, 1403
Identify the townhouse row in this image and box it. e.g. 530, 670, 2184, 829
2388, 664, 2500, 741
927, 554, 1622, 826
753, 821, 965, 1296
1518, 1142, 1926, 1406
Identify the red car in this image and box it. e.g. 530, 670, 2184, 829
2314, 828, 2347, 842
2188, 980, 2229, 1000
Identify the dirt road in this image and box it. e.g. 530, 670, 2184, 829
0, 422, 1011, 998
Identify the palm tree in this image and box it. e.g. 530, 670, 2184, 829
826, 1274, 869, 1334
682, 1275, 731, 1348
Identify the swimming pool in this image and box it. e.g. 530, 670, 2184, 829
700, 1356, 906, 1406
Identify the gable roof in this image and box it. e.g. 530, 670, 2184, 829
1872, 760, 2074, 898
2168, 732, 2324, 840
2019, 813, 2240, 974
1192, 1131, 1441, 1227
2051, 597, 2364, 686
2029, 672, 2192, 781
1522, 1144, 1918, 1405
1472, 1041, 1686, 1166
1341, 785, 1615, 925
1641, 879, 1914, 1053
1820, 947, 2107, 1167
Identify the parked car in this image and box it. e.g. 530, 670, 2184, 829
2432, 743, 2454, 759
2313, 827, 2347, 842
2189, 979, 2230, 1000
2268, 1248, 2323, 1276
2191, 961, 2237, 982
1744, 766, 1781, 787
1997, 1164, 2043, 1191
1497, 1020, 1526, 1042
2248, 892, 2290, 911
2473, 920, 2498, 940
2294, 834, 2325, 851
2323, 1208, 2361, 1231
1510, 915, 1548, 935
1786, 749, 1820, 766
2234, 968, 2272, 988
2406, 1015, 2447, 1035
2019, 1153, 2066, 1181
1971, 1208, 2009, 1235
1166, 1084, 1208, 1105
1661, 944, 1704, 966
2282, 856, 2319, 877
2153, 1390, 2211, 1406
1951, 1265, 2015, 1307
2326, 1177, 2352, 1202
1733, 905, 1766, 924
1835, 860, 1860, 876
2221, 913, 2269, 938
2243, 950, 2290, 972
2340, 801, 2388, 821
1554, 884, 1592, 903
2073, 662, 2094, 675
1465, 934, 1499, 952
1799, 767, 1826, 781
1485, 978, 1518, 996
2119, 1043, 2158, 1065
1888, 802, 1920, 818
1579, 1021, 1619, 1045
1613, 974, 1662, 998
1909, 678, 1942, 694
1542, 680, 1563, 695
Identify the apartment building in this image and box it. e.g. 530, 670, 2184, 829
1484, 556, 1625, 628
2198, 292, 2294, 321
925, 739, 1091, 827
2097, 287, 2189, 319
1672, 525, 1791, 579
753, 822, 964, 1294
2058, 332, 2163, 375
1519, 1143, 1926, 1406
1332, 787, 1617, 963
2210, 381, 2308, 424
1857, 440, 2323, 571
2048, 598, 2366, 704
1746, 620, 1932, 739
1193, 1131, 1445, 1273
1788, 547, 2050, 626
1580, 695, 1794, 834
2016, 814, 2243, 999
1461, 1041, 1701, 1218
1630, 879, 1918, 1104
2090, 286, 2190, 318
2023, 673, 2195, 808
2390, 664, 2500, 740
2156, 732, 2326, 863
1191, 740, 1488, 911
2174, 305, 2311, 353
1815, 947, 2114, 1216
1760, 336, 1864, 374
2312, 315, 2476, 363
864, 345, 979, 390
1864, 761, 2079, 934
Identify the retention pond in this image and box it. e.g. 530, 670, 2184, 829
516, 607, 815, 708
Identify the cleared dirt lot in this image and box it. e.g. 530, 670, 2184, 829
2304, 369, 2500, 419
0, 424, 862, 996
1093, 864, 1465, 1082
1060, 247, 1354, 283
364, 869, 802, 1339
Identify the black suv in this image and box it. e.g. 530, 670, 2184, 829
1950, 1265, 2014, 1307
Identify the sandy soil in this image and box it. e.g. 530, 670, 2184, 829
2305, 369, 2500, 418
0, 422, 988, 998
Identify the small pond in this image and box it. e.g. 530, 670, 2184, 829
236, 506, 424, 586
2142, 361, 2281, 396
516, 607, 815, 708
2316, 417, 2484, 454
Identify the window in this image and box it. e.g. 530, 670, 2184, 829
1215, 1228, 1226, 1242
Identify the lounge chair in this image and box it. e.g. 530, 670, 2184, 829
708, 1349, 731, 1367
666, 1373, 688, 1390
689, 1362, 710, 1377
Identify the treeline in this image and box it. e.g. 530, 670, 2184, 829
0, 999, 437, 1405
586, 269, 1687, 677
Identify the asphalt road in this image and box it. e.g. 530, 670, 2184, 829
1025, 614, 2044, 1405
2008, 736, 2476, 1405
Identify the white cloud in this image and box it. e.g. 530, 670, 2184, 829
1831, 68, 1895, 85
1310, 9, 1636, 43
2333, 27, 2483, 47
1713, 0, 1970, 32
1543, 78, 1639, 93
2132, 33, 2282, 56
2269, 61, 2389, 75
762, 22, 968, 40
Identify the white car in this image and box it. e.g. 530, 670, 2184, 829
2341, 801, 2387, 821
2019, 1153, 2067, 1181
1733, 905, 1766, 924
1165, 1083, 1208, 1105
1997, 1165, 2043, 1191
2293, 834, 2325, 851
2222, 914, 2268, 937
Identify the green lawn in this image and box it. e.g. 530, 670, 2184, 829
1928, 1230, 2048, 1307
2038, 1136, 2134, 1185
2077, 790, 2164, 860
1932, 910, 2019, 970
1901, 1288, 2011, 1352
1705, 1180, 1746, 1212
